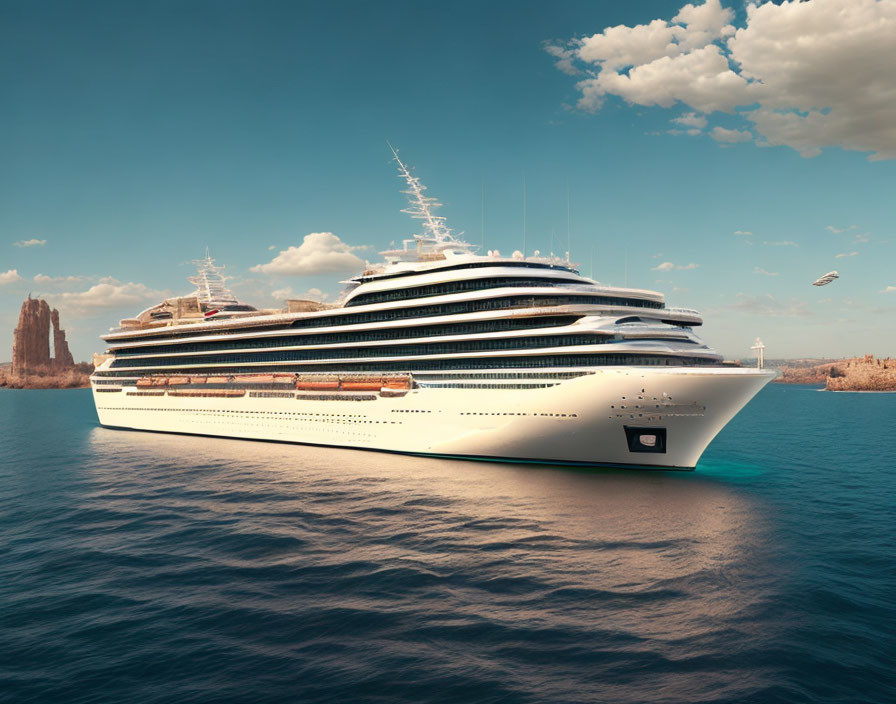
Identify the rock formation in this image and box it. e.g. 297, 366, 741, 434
775, 354, 896, 391
51, 308, 75, 368
12, 297, 52, 372
2, 297, 88, 389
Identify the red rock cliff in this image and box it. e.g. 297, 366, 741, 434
51, 308, 75, 368
11, 297, 75, 374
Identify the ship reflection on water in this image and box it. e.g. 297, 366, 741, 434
83, 427, 782, 702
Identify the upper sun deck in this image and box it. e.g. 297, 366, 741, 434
352, 250, 581, 284
103, 148, 697, 341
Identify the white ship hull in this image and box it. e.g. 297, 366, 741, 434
92, 367, 773, 470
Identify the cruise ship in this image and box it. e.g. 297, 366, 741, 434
91, 151, 774, 469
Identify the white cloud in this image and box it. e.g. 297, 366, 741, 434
881, 286, 896, 293
543, 42, 580, 75
578, 44, 750, 114
672, 112, 707, 129
826, 224, 857, 234
268, 245, 277, 251
835, 251, 858, 258
710, 126, 752, 143
825, 226, 871, 244
251, 232, 365, 276
754, 267, 779, 276
0, 269, 23, 285
53, 278, 167, 315
554, 0, 896, 160
577, 1, 735, 72
13, 238, 46, 247
734, 230, 752, 236
762, 240, 798, 247
33, 273, 88, 285
651, 261, 698, 271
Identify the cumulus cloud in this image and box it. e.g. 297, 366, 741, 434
0, 269, 23, 285
881, 286, 896, 293
251, 233, 365, 276
33, 273, 88, 285
672, 112, 708, 129
733, 230, 752, 236
543, 42, 580, 75
13, 238, 46, 247
53, 278, 167, 315
826, 224, 857, 234
552, 0, 896, 160
710, 126, 752, 143
753, 267, 779, 276
835, 251, 858, 258
729, 293, 811, 317
651, 261, 698, 271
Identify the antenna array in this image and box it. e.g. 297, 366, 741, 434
388, 143, 453, 242
188, 251, 238, 305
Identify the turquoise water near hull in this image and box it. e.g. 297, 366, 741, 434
1, 384, 894, 703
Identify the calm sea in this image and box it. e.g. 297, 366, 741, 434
1, 384, 893, 703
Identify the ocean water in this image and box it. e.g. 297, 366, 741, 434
0, 385, 893, 704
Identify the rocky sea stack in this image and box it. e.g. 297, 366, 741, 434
0, 298, 91, 389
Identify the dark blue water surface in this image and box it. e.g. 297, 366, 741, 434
1, 384, 894, 703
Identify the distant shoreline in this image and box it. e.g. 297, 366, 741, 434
773, 355, 896, 392
0, 366, 92, 390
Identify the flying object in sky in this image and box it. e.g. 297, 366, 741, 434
812, 271, 839, 286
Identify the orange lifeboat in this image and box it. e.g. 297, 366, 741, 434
206, 376, 229, 384
342, 380, 384, 391
136, 378, 153, 388
234, 374, 276, 384
297, 380, 340, 391
150, 377, 169, 387
382, 376, 411, 390
168, 376, 190, 385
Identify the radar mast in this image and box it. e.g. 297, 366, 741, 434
379, 144, 476, 264
188, 249, 239, 306
389, 142, 455, 243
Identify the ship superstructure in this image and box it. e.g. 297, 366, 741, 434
91, 151, 773, 469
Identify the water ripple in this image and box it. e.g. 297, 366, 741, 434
1, 387, 894, 703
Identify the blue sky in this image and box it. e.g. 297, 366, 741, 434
2, 0, 895, 361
